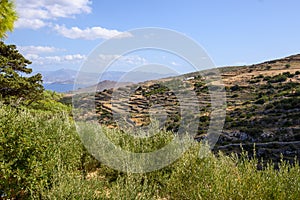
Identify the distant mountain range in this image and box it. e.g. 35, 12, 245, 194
35, 69, 177, 92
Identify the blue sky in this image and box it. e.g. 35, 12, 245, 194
5, 0, 300, 73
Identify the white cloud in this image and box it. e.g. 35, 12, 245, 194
18, 45, 64, 55
63, 54, 86, 61
24, 52, 147, 71
15, 0, 92, 29
14, 0, 130, 40
120, 55, 147, 66
97, 54, 147, 66
26, 54, 87, 65
15, 18, 47, 30
53, 25, 132, 40
81, 54, 148, 72
25, 54, 40, 60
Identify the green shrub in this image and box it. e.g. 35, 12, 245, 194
255, 74, 264, 79
26, 90, 70, 113
249, 79, 260, 84
225, 116, 233, 122
231, 93, 239, 98
268, 74, 287, 83
263, 76, 271, 81
194, 81, 205, 88
0, 106, 90, 198
1, 105, 300, 199
283, 71, 294, 78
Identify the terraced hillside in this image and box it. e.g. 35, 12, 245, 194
74, 54, 300, 164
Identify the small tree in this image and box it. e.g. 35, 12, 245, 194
0, 42, 44, 105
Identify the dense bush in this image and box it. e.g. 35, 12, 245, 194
263, 76, 272, 81
267, 74, 288, 83
142, 84, 168, 97
27, 90, 71, 113
0, 106, 92, 199
194, 81, 205, 88
281, 72, 294, 78
1, 106, 300, 199
255, 74, 264, 79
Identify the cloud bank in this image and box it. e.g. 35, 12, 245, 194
15, 0, 129, 40
53, 25, 131, 40
18, 45, 64, 54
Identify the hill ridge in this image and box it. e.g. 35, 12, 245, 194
73, 53, 300, 164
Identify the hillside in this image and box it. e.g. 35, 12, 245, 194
73, 54, 300, 164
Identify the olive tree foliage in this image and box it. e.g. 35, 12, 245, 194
0, 0, 18, 39
0, 42, 44, 105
